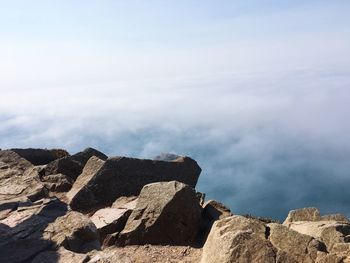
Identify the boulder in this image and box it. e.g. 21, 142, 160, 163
0, 150, 46, 203
116, 181, 202, 246
320, 214, 349, 222
287, 220, 350, 252
67, 156, 201, 213
32, 247, 89, 263
44, 147, 108, 180
283, 207, 321, 226
268, 223, 326, 263
43, 211, 101, 253
201, 215, 276, 263
10, 148, 69, 165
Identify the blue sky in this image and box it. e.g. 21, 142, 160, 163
1, 1, 350, 220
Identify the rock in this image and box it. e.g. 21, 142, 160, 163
199, 200, 232, 245
41, 173, 74, 192
268, 223, 326, 263
90, 207, 133, 245
67, 156, 201, 213
201, 215, 276, 263
116, 181, 202, 246
202, 200, 232, 221
283, 207, 321, 226
44, 147, 108, 180
321, 214, 349, 222
0, 198, 68, 263
10, 148, 69, 165
66, 156, 106, 212
111, 196, 138, 210
43, 211, 101, 253
287, 220, 350, 252
32, 247, 89, 263
0, 150, 47, 203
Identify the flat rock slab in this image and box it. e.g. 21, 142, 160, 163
67, 156, 201, 213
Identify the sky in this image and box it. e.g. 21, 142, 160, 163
1, 0, 350, 220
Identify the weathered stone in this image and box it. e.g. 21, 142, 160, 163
288, 220, 350, 252
283, 207, 321, 226
68, 156, 201, 213
32, 247, 89, 263
116, 181, 202, 246
90, 207, 132, 244
268, 223, 326, 263
0, 150, 46, 203
44, 147, 108, 180
201, 215, 276, 263
10, 148, 69, 165
43, 211, 100, 253
41, 173, 74, 192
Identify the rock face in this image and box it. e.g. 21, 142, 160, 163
44, 147, 108, 180
0, 150, 46, 203
68, 156, 201, 213
201, 215, 276, 263
10, 148, 69, 165
116, 181, 202, 246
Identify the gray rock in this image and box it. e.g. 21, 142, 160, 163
268, 223, 326, 262
10, 148, 69, 165
116, 181, 202, 246
201, 215, 276, 263
68, 156, 201, 213
44, 147, 108, 180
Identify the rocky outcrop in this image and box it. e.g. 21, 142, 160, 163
67, 156, 201, 213
116, 181, 202, 246
0, 150, 46, 203
43, 147, 108, 180
2, 146, 350, 263
10, 148, 69, 165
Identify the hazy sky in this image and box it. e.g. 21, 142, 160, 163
1, 1, 350, 220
